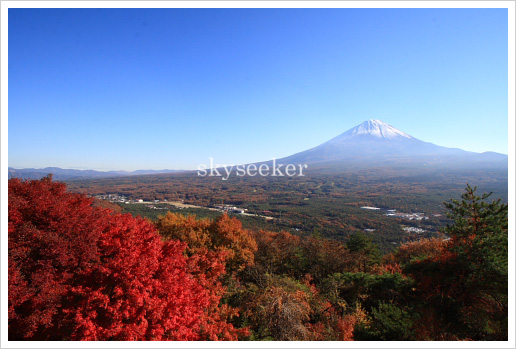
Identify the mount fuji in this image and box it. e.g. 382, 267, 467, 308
279, 119, 507, 168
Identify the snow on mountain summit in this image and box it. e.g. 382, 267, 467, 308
343, 119, 413, 140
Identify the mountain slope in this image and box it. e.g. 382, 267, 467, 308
279, 119, 507, 167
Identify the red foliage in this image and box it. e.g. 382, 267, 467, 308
155, 213, 255, 339
8, 177, 241, 340
371, 263, 404, 276
186, 248, 249, 340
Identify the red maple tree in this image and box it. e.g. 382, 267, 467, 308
8, 176, 242, 340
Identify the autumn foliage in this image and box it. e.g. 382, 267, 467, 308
403, 186, 508, 340
156, 212, 257, 273
8, 176, 242, 340
8, 178, 508, 341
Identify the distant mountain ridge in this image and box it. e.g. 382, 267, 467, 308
8, 167, 185, 180
279, 119, 508, 168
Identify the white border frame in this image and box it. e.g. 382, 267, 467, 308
1, 1, 514, 348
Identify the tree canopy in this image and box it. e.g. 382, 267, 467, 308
8, 176, 243, 340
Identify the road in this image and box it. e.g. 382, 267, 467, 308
131, 201, 273, 220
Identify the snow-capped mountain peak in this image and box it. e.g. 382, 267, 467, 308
277, 118, 507, 168
345, 119, 413, 140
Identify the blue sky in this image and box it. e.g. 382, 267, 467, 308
8, 8, 508, 171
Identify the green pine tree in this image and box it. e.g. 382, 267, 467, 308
407, 185, 508, 340
346, 232, 381, 270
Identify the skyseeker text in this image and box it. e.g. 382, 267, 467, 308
197, 158, 308, 180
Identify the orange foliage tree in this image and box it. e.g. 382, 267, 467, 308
156, 212, 257, 273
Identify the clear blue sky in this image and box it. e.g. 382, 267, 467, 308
8, 8, 508, 171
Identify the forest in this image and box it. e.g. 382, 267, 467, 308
65, 166, 508, 252
8, 176, 508, 341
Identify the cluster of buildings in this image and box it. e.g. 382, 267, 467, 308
360, 206, 429, 221
214, 205, 247, 214
94, 194, 128, 203
402, 226, 427, 234
360, 206, 433, 236
385, 211, 428, 220
94, 194, 169, 205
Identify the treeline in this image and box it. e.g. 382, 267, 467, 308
9, 177, 508, 341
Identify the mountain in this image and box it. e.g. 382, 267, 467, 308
8, 167, 185, 181
9, 120, 507, 181
279, 119, 508, 168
